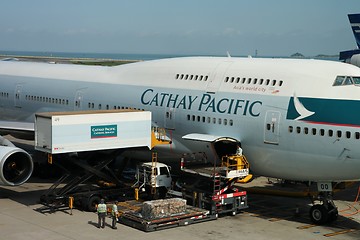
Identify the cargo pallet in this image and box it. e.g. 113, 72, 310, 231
118, 204, 217, 232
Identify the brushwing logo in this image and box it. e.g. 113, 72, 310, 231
287, 93, 315, 121
293, 93, 315, 120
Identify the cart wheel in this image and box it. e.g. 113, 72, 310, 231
87, 195, 101, 212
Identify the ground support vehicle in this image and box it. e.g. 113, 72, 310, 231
133, 152, 172, 199
169, 153, 250, 216
34, 110, 171, 212
116, 200, 217, 232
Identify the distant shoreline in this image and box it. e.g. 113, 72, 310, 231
0, 54, 138, 66
0, 51, 340, 65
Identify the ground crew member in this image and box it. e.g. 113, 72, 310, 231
236, 146, 243, 156
111, 201, 119, 229
97, 199, 107, 228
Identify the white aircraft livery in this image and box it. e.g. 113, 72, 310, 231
1, 56, 360, 224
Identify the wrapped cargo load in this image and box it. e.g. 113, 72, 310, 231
141, 198, 187, 219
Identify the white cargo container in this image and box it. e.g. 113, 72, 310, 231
35, 110, 152, 154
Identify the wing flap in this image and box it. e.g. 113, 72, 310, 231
0, 121, 34, 132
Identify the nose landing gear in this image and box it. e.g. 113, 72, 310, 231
309, 191, 338, 225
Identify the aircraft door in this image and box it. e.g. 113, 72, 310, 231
74, 90, 84, 110
206, 61, 231, 93
14, 84, 22, 108
165, 108, 175, 130
264, 110, 281, 145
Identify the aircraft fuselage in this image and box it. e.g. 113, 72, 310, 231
1, 57, 360, 181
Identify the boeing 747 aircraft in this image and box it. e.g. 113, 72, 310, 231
1, 56, 360, 224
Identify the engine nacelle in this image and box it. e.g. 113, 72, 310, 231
350, 54, 360, 68
0, 146, 33, 186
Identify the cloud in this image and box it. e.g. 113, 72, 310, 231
222, 27, 242, 36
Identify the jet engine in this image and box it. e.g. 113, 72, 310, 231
350, 54, 360, 68
0, 136, 33, 186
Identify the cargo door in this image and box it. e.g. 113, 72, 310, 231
14, 84, 22, 108
164, 107, 175, 130
264, 110, 281, 145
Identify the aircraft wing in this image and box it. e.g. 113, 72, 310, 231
182, 133, 238, 142
0, 121, 35, 139
0, 121, 34, 132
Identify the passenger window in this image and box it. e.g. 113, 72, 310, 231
296, 127, 301, 133
356, 132, 360, 139
304, 127, 308, 134
288, 126, 293, 133
328, 130, 333, 137
346, 131, 351, 138
337, 131, 342, 138
229, 120, 233, 126
320, 129, 325, 136
312, 128, 317, 135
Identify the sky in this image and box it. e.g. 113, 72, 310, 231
0, 0, 359, 57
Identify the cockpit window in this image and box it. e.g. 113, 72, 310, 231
333, 76, 360, 86
333, 76, 345, 86
343, 76, 353, 85
353, 77, 360, 85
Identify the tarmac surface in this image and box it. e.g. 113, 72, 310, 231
1, 177, 360, 240
2, 136, 360, 239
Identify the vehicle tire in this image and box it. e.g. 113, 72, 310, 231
158, 187, 167, 199
310, 204, 329, 225
86, 195, 101, 212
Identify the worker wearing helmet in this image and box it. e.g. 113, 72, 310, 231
97, 199, 107, 228
111, 201, 119, 229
